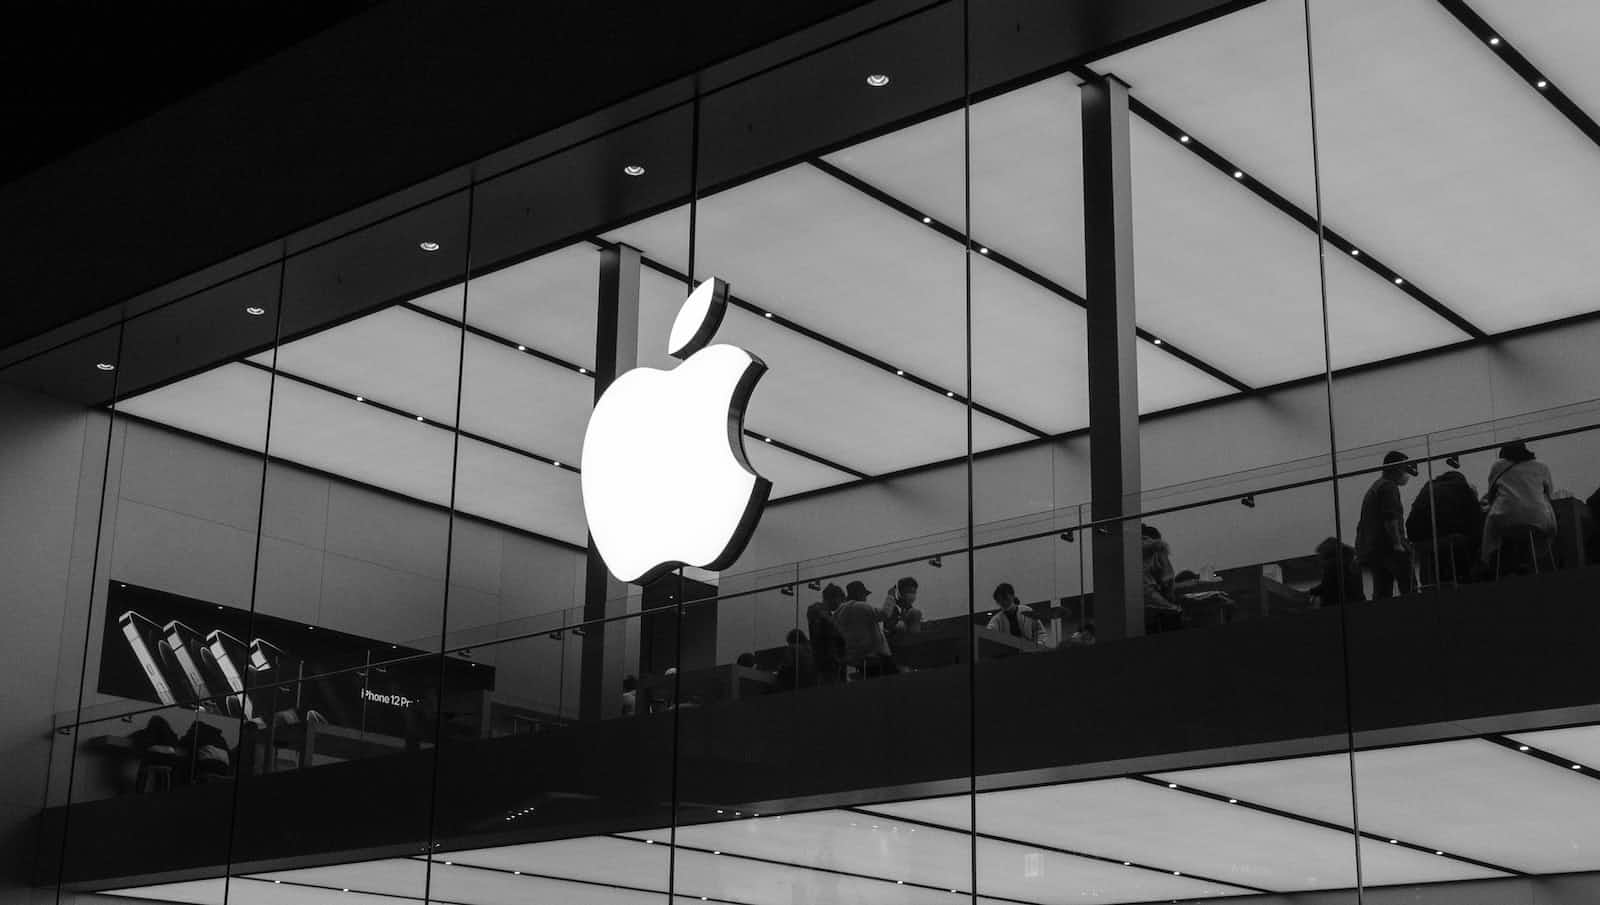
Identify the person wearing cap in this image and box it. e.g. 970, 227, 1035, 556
1355, 450, 1417, 599
1481, 440, 1556, 572
837, 580, 897, 677
806, 583, 848, 684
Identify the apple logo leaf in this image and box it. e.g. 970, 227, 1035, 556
580, 277, 773, 585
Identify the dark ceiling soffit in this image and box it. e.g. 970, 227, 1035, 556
1434, 0, 1600, 154
1067, 61, 1487, 341
769, 301, 1600, 508
807, 158, 1255, 393
594, 239, 1052, 441
115, 411, 587, 556
398, 302, 868, 481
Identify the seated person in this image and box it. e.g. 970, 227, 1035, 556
1482, 441, 1556, 574
880, 576, 924, 642
1142, 525, 1183, 633
735, 652, 757, 668
806, 584, 848, 684
773, 628, 816, 691
1308, 536, 1365, 606
1405, 467, 1482, 583
837, 580, 897, 677
986, 582, 1044, 644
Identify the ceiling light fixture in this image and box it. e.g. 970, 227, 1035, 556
895, 369, 904, 376
516, 344, 527, 351
553, 461, 562, 468
1488, 36, 1500, 46
578, 367, 588, 374
95, 362, 115, 371
1167, 783, 1178, 789
416, 416, 425, 422
1228, 798, 1238, 804
978, 247, 989, 255
1179, 135, 1190, 143
945, 391, 954, 397
866, 73, 891, 87
764, 312, 773, 318
1518, 745, 1530, 751
623, 164, 645, 176
1395, 277, 1405, 285
763, 437, 772, 443
355, 395, 364, 402
1573, 764, 1583, 770
1153, 338, 1163, 345
419, 241, 441, 252
1434, 850, 1444, 856
1350, 248, 1361, 257
1537, 80, 1548, 89
921, 216, 932, 224
1388, 839, 1398, 844
1233, 170, 1244, 179
245, 306, 266, 316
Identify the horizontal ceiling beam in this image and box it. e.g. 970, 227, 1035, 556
807, 158, 1255, 394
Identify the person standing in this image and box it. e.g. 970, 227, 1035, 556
806, 584, 848, 684
837, 580, 897, 677
986, 582, 1044, 644
1356, 450, 1417, 599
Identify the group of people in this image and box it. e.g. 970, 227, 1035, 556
1313, 440, 1595, 604
793, 577, 924, 684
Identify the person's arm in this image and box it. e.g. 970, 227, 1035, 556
1384, 485, 1407, 550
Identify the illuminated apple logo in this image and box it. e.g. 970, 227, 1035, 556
581, 277, 772, 584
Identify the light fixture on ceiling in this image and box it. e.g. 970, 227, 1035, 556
1573, 764, 1584, 770
1167, 783, 1178, 789
553, 461, 562, 468
578, 367, 588, 374
517, 344, 526, 351
419, 241, 441, 252
978, 247, 989, 255
1394, 277, 1405, 285
95, 362, 116, 371
945, 391, 954, 397
1518, 745, 1530, 751
1537, 80, 1549, 89
1122, 862, 1131, 867
416, 415, 425, 422
866, 73, 891, 87
623, 164, 646, 176
1388, 839, 1398, 844
921, 216, 932, 224
1350, 248, 1361, 257
1228, 798, 1238, 804
764, 311, 773, 318
895, 369, 904, 376
1434, 850, 1444, 856
1232, 170, 1244, 179
1488, 35, 1501, 46
245, 306, 266, 316
1179, 134, 1190, 143
355, 395, 364, 402
1172, 871, 1182, 876
1152, 338, 1163, 346
763, 436, 772, 443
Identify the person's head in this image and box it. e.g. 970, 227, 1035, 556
623, 674, 638, 692
1141, 524, 1162, 541
1382, 450, 1418, 485
785, 628, 808, 646
1498, 440, 1535, 463
895, 576, 919, 607
1315, 536, 1342, 561
992, 582, 1018, 609
845, 580, 871, 602
822, 583, 845, 608
736, 652, 756, 668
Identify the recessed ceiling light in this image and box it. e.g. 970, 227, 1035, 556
866, 73, 891, 87
1122, 862, 1131, 867
1388, 839, 1398, 844
95, 362, 115, 371
245, 306, 266, 316
1518, 745, 1530, 751
1228, 798, 1238, 804
895, 369, 904, 376
623, 164, 645, 176
553, 461, 562, 468
1233, 170, 1244, 179
1179, 135, 1190, 143
712, 851, 721, 855
1167, 783, 1178, 789
1350, 248, 1360, 257
1173, 871, 1181, 876
1537, 80, 1548, 89
1572, 764, 1583, 770
945, 391, 954, 397
578, 367, 588, 374
355, 395, 364, 402
764, 312, 773, 318
1394, 277, 1405, 285
517, 344, 526, 351
419, 241, 441, 252
921, 216, 932, 224
1153, 338, 1163, 345
978, 247, 989, 255
416, 415, 425, 422
1488, 36, 1500, 46
763, 437, 772, 443
1434, 850, 1444, 856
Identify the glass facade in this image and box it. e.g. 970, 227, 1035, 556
6, 2, 1600, 904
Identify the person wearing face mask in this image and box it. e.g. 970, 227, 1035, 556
1356, 450, 1418, 599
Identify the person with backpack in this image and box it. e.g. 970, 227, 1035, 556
1405, 467, 1483, 584
1481, 441, 1556, 574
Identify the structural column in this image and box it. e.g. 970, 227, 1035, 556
1081, 75, 1145, 641
580, 243, 642, 720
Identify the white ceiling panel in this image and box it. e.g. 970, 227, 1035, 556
453, 438, 585, 545
607, 166, 972, 396
110, 876, 406, 905
1475, 1, 1600, 129
826, 76, 1083, 302
1511, 724, 1600, 769
255, 306, 465, 425
416, 242, 600, 370
745, 439, 854, 498
631, 808, 1245, 904
1162, 739, 1600, 875
1126, 117, 1465, 384
866, 777, 1496, 892
105, 877, 227, 904
1100, 0, 1600, 333
458, 336, 591, 465
635, 267, 1034, 470
117, 361, 272, 451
